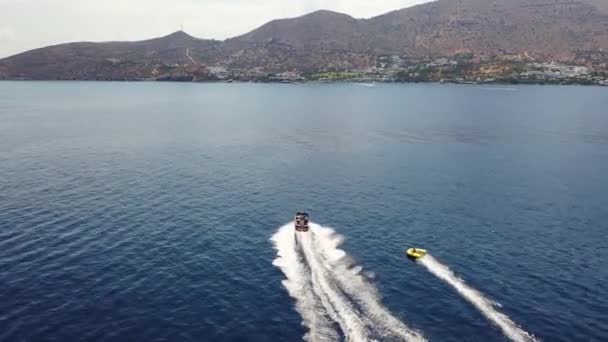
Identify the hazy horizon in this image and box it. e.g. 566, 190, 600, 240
0, 0, 433, 58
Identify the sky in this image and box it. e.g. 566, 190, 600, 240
0, 0, 433, 58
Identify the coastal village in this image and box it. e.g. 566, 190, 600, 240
191, 53, 608, 86
4, 49, 608, 86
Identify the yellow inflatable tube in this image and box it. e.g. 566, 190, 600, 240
406, 248, 427, 260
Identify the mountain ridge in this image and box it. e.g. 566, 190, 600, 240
2, 0, 608, 81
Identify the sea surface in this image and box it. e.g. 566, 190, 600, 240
0, 81, 607, 342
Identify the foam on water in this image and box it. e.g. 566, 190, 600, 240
272, 223, 426, 342
271, 224, 338, 341
418, 255, 538, 342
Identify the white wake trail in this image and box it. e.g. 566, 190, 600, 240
272, 223, 425, 342
271, 225, 338, 341
309, 224, 426, 342
418, 255, 538, 342
299, 228, 370, 342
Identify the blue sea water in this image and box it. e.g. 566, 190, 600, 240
0, 81, 607, 342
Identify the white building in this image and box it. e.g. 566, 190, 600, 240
523, 63, 590, 79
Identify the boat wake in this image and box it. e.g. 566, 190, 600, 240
418, 255, 538, 342
271, 223, 425, 342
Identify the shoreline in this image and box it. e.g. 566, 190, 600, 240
1, 79, 606, 87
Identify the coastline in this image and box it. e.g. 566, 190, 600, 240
1, 78, 606, 87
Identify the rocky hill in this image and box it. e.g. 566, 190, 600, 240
366, 0, 608, 58
1, 0, 608, 80
0, 31, 224, 80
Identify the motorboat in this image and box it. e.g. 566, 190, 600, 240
295, 212, 309, 232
